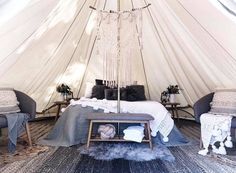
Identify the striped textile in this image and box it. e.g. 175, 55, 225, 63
0, 88, 20, 114
209, 89, 236, 117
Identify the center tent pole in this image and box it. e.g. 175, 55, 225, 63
117, 0, 121, 113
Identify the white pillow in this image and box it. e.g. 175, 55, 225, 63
84, 82, 94, 98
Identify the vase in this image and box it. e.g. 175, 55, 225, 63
58, 93, 67, 101
58, 94, 64, 101
169, 94, 175, 103
63, 93, 68, 101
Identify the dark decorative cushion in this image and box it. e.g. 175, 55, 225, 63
126, 85, 146, 101
91, 85, 106, 99
95, 79, 104, 85
105, 88, 127, 100
104, 88, 115, 100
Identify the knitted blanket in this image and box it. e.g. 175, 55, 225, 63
198, 113, 233, 156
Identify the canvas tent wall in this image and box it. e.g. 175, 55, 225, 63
0, 0, 236, 112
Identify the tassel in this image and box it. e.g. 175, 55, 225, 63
198, 149, 208, 156
212, 145, 218, 153
218, 142, 227, 155
61, 108, 66, 113
93, 106, 99, 110
163, 137, 169, 142
151, 131, 157, 137
225, 136, 233, 148
81, 103, 87, 108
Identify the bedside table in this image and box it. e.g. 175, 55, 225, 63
42, 100, 70, 121
162, 102, 180, 125
53, 101, 70, 120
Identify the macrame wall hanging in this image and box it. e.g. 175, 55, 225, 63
90, 4, 150, 112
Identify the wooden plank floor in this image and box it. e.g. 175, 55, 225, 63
2, 118, 236, 173
0, 118, 201, 149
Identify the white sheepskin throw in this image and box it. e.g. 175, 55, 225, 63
98, 124, 116, 139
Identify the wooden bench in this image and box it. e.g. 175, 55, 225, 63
86, 113, 154, 149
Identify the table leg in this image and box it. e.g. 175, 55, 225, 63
25, 122, 32, 147
55, 104, 61, 121
174, 105, 180, 127
117, 122, 120, 139
171, 105, 175, 119
146, 121, 153, 149
87, 120, 93, 148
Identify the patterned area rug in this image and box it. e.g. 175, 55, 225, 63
0, 137, 50, 169
0, 145, 49, 167
0, 143, 235, 173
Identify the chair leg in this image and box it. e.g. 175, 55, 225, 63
25, 122, 32, 147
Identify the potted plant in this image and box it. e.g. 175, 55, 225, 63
166, 85, 180, 103
56, 84, 72, 101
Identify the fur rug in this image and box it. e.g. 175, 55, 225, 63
78, 142, 175, 161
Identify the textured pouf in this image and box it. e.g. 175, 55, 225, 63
98, 124, 116, 139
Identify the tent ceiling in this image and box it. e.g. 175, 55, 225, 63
0, 0, 236, 112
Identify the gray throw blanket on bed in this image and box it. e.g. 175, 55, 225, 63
6, 113, 28, 153
39, 105, 104, 146
39, 105, 188, 147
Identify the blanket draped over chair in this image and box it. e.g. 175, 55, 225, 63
198, 113, 233, 156
2, 113, 28, 152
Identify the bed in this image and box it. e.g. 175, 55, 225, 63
39, 98, 188, 147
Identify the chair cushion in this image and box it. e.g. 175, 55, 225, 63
209, 89, 236, 117
0, 88, 20, 114
0, 116, 7, 128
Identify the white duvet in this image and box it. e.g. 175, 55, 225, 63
68, 98, 174, 142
